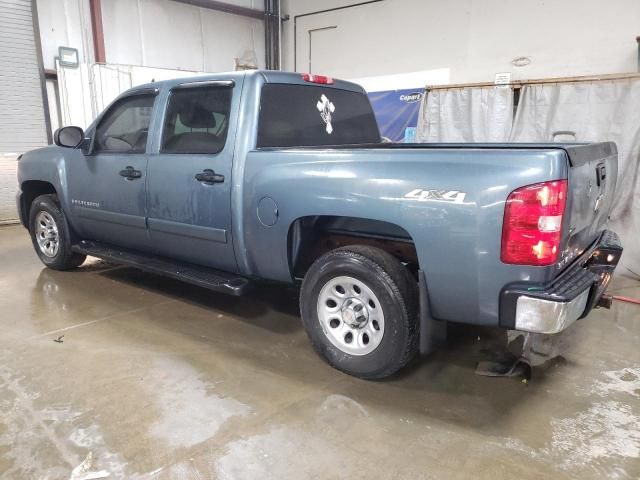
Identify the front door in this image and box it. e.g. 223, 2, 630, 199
68, 91, 157, 251
146, 82, 237, 272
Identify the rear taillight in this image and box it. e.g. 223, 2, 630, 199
302, 73, 334, 85
501, 179, 567, 266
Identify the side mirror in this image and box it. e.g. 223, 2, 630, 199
54, 126, 85, 148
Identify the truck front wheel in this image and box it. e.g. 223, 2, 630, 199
29, 194, 86, 271
300, 245, 419, 379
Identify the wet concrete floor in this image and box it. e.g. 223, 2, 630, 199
0, 224, 639, 479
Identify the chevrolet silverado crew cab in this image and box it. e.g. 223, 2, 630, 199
17, 70, 622, 379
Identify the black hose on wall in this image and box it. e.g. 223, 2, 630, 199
264, 0, 280, 70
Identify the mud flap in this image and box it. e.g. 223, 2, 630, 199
418, 270, 447, 354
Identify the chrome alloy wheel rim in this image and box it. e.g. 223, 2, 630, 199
316, 276, 385, 356
35, 211, 60, 258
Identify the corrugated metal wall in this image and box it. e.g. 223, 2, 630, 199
0, 0, 48, 222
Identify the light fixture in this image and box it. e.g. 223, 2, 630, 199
58, 46, 79, 68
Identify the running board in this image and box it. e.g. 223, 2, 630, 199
73, 240, 250, 296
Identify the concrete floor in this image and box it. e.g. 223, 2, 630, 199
0, 224, 638, 480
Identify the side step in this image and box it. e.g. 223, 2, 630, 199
73, 240, 250, 296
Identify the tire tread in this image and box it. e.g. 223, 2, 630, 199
300, 245, 419, 379
29, 194, 86, 270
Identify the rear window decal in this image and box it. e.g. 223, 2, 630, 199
317, 94, 335, 134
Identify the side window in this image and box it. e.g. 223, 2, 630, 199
161, 86, 232, 154
94, 94, 155, 154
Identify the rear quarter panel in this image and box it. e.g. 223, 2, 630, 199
240, 147, 569, 326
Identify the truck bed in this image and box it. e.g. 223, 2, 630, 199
243, 141, 617, 326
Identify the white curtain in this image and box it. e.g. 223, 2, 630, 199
416, 87, 513, 142
511, 81, 640, 273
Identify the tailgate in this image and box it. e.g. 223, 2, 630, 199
561, 142, 618, 265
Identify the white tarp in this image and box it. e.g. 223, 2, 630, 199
416, 87, 514, 142
511, 81, 640, 273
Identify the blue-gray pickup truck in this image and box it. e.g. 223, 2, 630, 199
17, 70, 622, 378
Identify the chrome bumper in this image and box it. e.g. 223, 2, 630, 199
500, 230, 622, 334
514, 288, 590, 334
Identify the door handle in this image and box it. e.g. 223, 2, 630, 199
195, 169, 225, 184
596, 164, 606, 187
119, 166, 142, 180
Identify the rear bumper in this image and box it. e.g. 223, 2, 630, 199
500, 230, 622, 334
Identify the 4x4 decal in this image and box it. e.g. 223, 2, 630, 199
404, 189, 467, 204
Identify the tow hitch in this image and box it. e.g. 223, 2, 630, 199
596, 293, 613, 309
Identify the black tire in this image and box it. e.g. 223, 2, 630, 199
28, 194, 86, 270
300, 245, 419, 379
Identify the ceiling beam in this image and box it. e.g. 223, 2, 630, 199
170, 0, 265, 19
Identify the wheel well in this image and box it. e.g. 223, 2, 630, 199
20, 181, 56, 226
288, 216, 419, 279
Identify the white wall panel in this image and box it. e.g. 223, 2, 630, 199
36, 0, 94, 69
138, 0, 204, 70
100, 0, 144, 66
102, 0, 264, 72
38, 0, 265, 73
283, 0, 640, 83
200, 6, 265, 71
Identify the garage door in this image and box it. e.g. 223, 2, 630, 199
0, 0, 48, 223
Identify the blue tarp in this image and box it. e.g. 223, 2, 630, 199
368, 88, 424, 143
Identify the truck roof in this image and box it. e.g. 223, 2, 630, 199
130, 70, 366, 94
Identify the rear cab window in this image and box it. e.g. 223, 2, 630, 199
257, 84, 381, 148
161, 85, 232, 154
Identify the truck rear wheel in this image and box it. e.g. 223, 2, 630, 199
300, 245, 419, 379
29, 194, 86, 271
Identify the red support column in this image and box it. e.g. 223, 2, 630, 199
89, 0, 106, 63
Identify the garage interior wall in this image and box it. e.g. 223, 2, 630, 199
41, 0, 266, 128
57, 63, 209, 128
283, 0, 640, 83
0, 0, 266, 224
34, 0, 266, 133
101, 0, 265, 72
37, 0, 265, 73
0, 0, 49, 223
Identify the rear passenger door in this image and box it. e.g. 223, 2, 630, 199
146, 81, 238, 272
